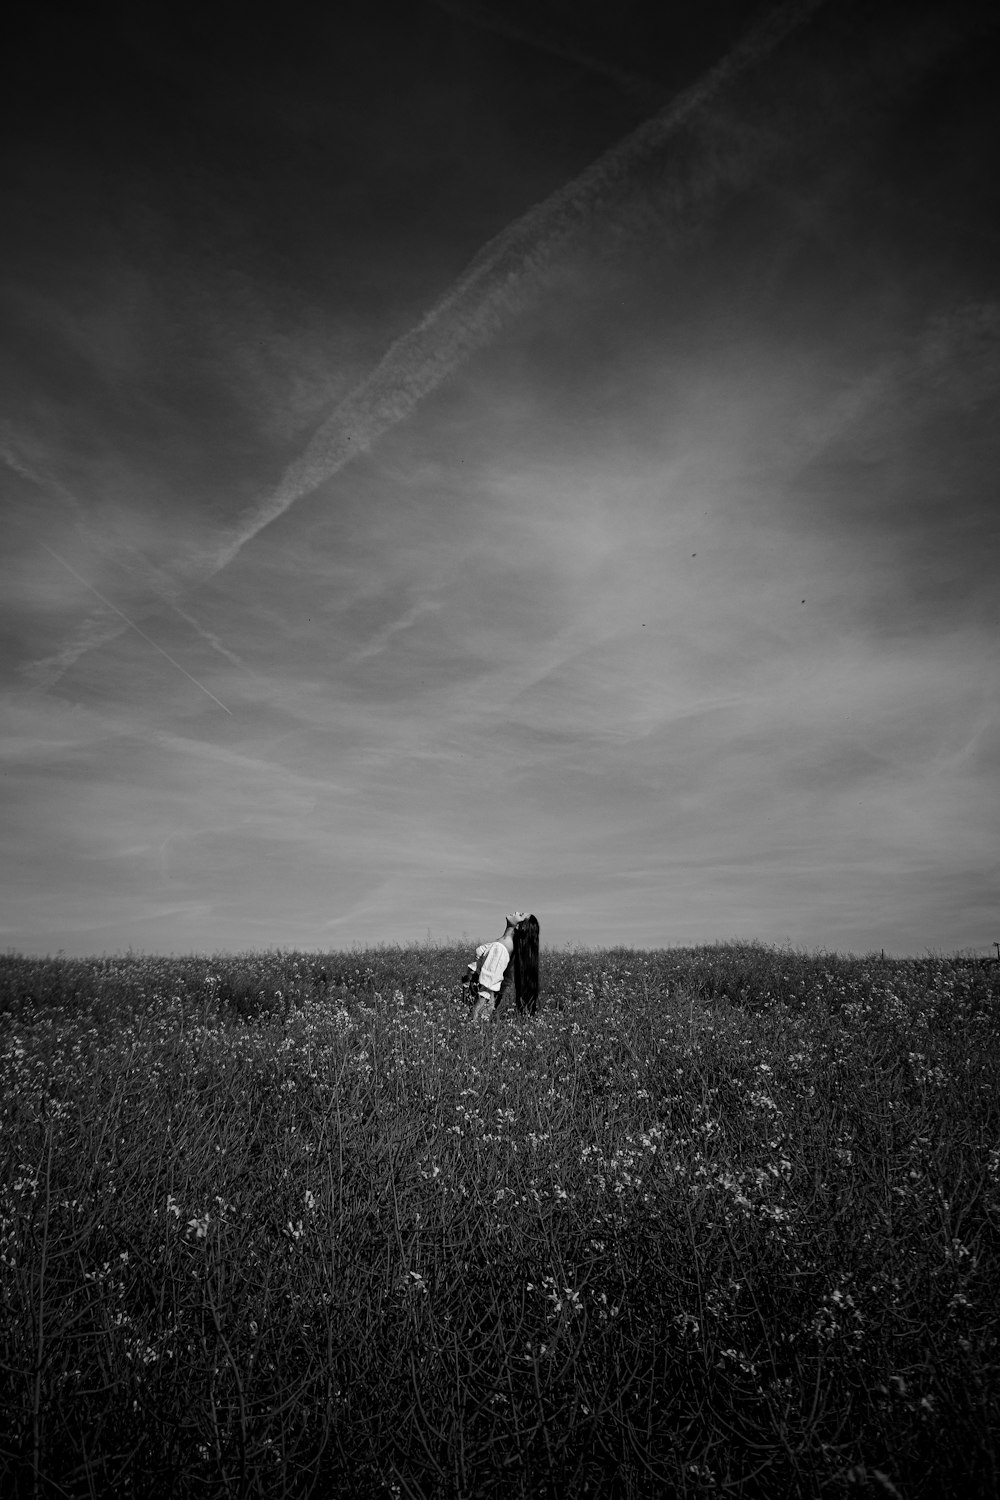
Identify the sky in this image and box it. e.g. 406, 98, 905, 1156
1, 0, 998, 958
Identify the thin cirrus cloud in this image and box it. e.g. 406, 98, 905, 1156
9, 0, 824, 698
2, 0, 998, 956
3, 433, 257, 696
12, 0, 828, 728
205, 0, 831, 579
18, 0, 970, 686
37, 543, 233, 714
216, 0, 983, 594
425, 0, 661, 102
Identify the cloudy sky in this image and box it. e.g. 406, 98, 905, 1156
2, 0, 998, 957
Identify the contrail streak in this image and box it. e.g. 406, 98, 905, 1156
5, 443, 252, 687
209, 0, 829, 576
1, 427, 85, 519
40, 544, 234, 715
426, 0, 658, 101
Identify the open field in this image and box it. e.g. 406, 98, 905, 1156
1, 943, 998, 1498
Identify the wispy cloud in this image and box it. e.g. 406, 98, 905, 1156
22, 0, 968, 703
0, 422, 87, 519
37, 544, 233, 714
797, 299, 1000, 456
0, 897, 215, 942
206, 0, 831, 576
21, 614, 127, 692
14, 0, 825, 704
3, 436, 257, 692
426, 0, 659, 103
343, 599, 444, 667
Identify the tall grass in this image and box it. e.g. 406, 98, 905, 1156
1, 943, 998, 1497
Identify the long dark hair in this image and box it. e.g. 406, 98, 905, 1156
512, 914, 539, 1015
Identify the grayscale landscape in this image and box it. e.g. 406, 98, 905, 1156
2, 0, 998, 1492
2, 944, 998, 1495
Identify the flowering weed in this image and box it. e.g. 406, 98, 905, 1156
0, 944, 998, 1496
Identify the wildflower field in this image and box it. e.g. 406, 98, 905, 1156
1, 943, 998, 1499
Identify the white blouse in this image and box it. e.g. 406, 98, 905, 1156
476, 941, 510, 993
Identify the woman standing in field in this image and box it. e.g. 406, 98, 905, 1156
512, 912, 540, 1016
468, 912, 539, 1021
